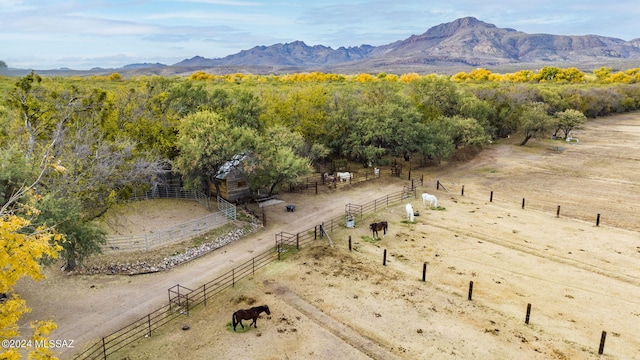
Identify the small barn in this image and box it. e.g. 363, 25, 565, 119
211, 154, 251, 202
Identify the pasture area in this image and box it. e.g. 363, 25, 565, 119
112, 112, 640, 360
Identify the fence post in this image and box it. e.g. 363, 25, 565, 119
422, 262, 427, 282
596, 213, 601, 226
598, 331, 607, 355
232, 269, 235, 287
296, 233, 299, 249
252, 257, 255, 274
437, 180, 440, 190
315, 182, 318, 194
203, 284, 207, 306
525, 303, 531, 324
148, 314, 152, 337
314, 226, 317, 240
349, 236, 352, 252
468, 281, 474, 301
383, 249, 387, 266
556, 205, 561, 217
490, 191, 494, 202
102, 337, 107, 359
522, 198, 526, 209
461, 185, 464, 196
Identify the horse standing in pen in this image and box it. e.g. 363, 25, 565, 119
232, 305, 271, 331
406, 203, 415, 222
369, 221, 388, 239
422, 193, 438, 208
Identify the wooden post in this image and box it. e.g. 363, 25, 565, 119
596, 213, 601, 227
437, 180, 440, 190
315, 182, 318, 194
348, 236, 352, 252
598, 331, 607, 355
102, 338, 107, 359
296, 233, 299, 249
203, 284, 207, 306
556, 205, 561, 218
490, 191, 493, 202
468, 281, 474, 301
252, 257, 255, 274
422, 262, 427, 282
383, 249, 387, 266
522, 198, 526, 209
232, 269, 235, 287
461, 185, 464, 196
525, 303, 531, 324
262, 211, 266, 226
148, 314, 152, 337
314, 225, 317, 240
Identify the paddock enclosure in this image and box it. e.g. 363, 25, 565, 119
82, 113, 640, 360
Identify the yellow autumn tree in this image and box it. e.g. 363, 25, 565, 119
1, 212, 63, 359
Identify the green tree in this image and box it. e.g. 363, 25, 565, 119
554, 109, 586, 139
32, 195, 106, 270
243, 126, 312, 195
174, 110, 257, 195
408, 76, 460, 120
443, 115, 490, 149
519, 103, 553, 146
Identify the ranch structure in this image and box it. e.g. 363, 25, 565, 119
211, 154, 251, 202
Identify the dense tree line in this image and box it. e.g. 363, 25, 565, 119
0, 68, 639, 355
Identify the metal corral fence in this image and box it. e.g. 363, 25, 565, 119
74, 249, 277, 360
103, 196, 236, 252
103, 212, 231, 252
288, 167, 390, 193
276, 182, 419, 252
131, 185, 211, 210
73, 183, 417, 360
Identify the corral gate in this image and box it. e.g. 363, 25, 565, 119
217, 196, 236, 221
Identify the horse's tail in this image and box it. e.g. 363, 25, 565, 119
232, 312, 237, 330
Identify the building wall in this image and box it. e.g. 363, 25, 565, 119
212, 168, 250, 202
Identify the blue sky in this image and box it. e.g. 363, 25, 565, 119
1, 0, 638, 70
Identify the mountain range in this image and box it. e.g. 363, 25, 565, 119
9, 17, 640, 76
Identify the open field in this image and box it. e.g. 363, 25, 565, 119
16, 112, 640, 359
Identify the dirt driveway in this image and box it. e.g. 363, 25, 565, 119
15, 113, 640, 359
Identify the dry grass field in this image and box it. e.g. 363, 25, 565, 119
16, 112, 640, 360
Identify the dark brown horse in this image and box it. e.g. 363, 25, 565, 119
232, 305, 270, 331
369, 221, 388, 238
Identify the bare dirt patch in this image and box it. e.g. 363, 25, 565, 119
16, 113, 640, 360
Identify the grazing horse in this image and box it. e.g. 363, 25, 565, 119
422, 193, 438, 208
336, 172, 352, 182
369, 221, 388, 238
232, 305, 271, 331
406, 203, 414, 222
323, 172, 336, 183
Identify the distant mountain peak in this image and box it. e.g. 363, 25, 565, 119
142, 17, 640, 74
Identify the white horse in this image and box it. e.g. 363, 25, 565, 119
336, 172, 352, 182
422, 193, 438, 208
405, 203, 414, 222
